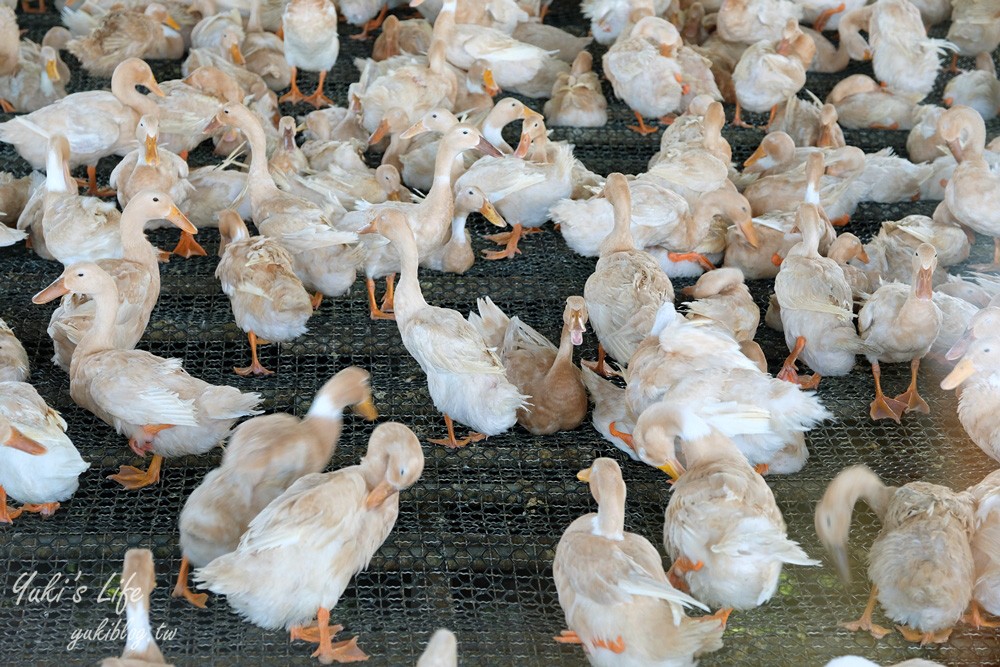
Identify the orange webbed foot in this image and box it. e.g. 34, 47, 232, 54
963, 601, 1000, 629
554, 630, 583, 644
841, 616, 892, 639
0, 504, 22, 524
172, 231, 207, 258
428, 431, 486, 449
894, 388, 929, 414
895, 624, 952, 645
627, 111, 658, 135
869, 394, 906, 422
701, 607, 733, 630
234, 360, 274, 376
591, 636, 625, 654
314, 636, 369, 663
20, 502, 60, 517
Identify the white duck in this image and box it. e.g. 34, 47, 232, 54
418, 629, 458, 667
732, 19, 815, 128
99, 549, 173, 667
966, 470, 1000, 628
0, 319, 28, 382
941, 328, 1000, 464
281, 0, 339, 107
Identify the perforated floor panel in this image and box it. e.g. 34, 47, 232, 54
1, 3, 1000, 666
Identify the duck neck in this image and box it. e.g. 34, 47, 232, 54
241, 114, 282, 211
123, 599, 156, 659
73, 282, 119, 365
594, 493, 625, 541
599, 195, 634, 255
118, 208, 159, 270
552, 322, 575, 367
432, 0, 456, 42
45, 146, 70, 193
480, 115, 513, 154
390, 226, 427, 320
450, 211, 468, 244
112, 72, 158, 117
39, 68, 55, 97
422, 142, 460, 226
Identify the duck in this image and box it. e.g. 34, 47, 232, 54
99, 549, 174, 667
287, 162, 407, 213
174, 367, 377, 607
268, 116, 310, 179
552, 457, 725, 665
716, 0, 803, 43
511, 18, 593, 63
148, 66, 244, 160
0, 58, 163, 197
420, 184, 507, 274
581, 0, 671, 44
0, 319, 28, 382
768, 96, 846, 149
418, 629, 457, 667
863, 214, 970, 284
46, 192, 196, 373
189, 7, 245, 52
723, 210, 802, 280
543, 51, 608, 128
0, 44, 68, 113
943, 53, 1000, 122
241, 0, 291, 91
194, 422, 424, 664
838, 0, 953, 99
941, 328, 1000, 463
965, 469, 1000, 628
857, 243, 942, 421
649, 99, 732, 167
773, 201, 866, 386
67, 4, 184, 77
824, 658, 945, 667
215, 211, 313, 376
680, 267, 759, 343
0, 382, 88, 524
280, 0, 339, 107
32, 263, 262, 491
937, 106, 1000, 271
826, 232, 878, 297
366, 211, 526, 447
732, 19, 816, 128
815, 465, 975, 644
468, 296, 589, 435
946, 0, 1000, 72
373, 15, 433, 61
209, 102, 361, 309
628, 402, 820, 611
826, 74, 923, 130
583, 173, 674, 376
906, 105, 948, 163
603, 16, 687, 134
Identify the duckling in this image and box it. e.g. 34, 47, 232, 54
215, 211, 313, 377
195, 422, 424, 664
469, 296, 589, 435
553, 457, 725, 666
583, 173, 674, 376
68, 4, 184, 77
0, 383, 88, 524
627, 402, 819, 610
281, 0, 339, 108
680, 267, 759, 342
99, 549, 173, 667
174, 367, 377, 607
941, 328, 1000, 463
420, 185, 507, 275
32, 263, 262, 491
815, 465, 975, 644
858, 243, 942, 421
943, 53, 1000, 121
732, 19, 816, 128
826, 74, 923, 130
0, 319, 28, 382
543, 52, 608, 128
965, 469, 1000, 628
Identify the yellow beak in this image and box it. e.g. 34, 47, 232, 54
744, 145, 767, 168
351, 396, 379, 421
166, 205, 197, 234
368, 118, 390, 145
576, 467, 591, 483
738, 218, 759, 248
479, 201, 506, 228
230, 42, 246, 66
45, 59, 60, 82
164, 15, 181, 31
657, 461, 684, 482
144, 133, 159, 165
941, 358, 975, 390
365, 480, 397, 509
483, 68, 499, 96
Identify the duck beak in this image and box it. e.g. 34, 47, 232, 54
738, 218, 759, 248
351, 397, 379, 421
387, 191, 400, 201
941, 358, 976, 390
282, 126, 296, 151
483, 68, 499, 96
164, 15, 181, 31
943, 97, 953, 106
365, 480, 397, 509
480, 201, 506, 227
916, 265, 933, 299
857, 247, 870, 264
771, 252, 784, 267
674, 72, 689, 96
145, 76, 165, 97
4, 426, 47, 455
45, 59, 60, 82
776, 38, 792, 56
576, 467, 591, 483
570, 313, 587, 345
946, 331, 974, 361
368, 118, 390, 145
608, 421, 634, 451
399, 119, 427, 139
230, 42, 246, 66
513, 131, 532, 159
743, 145, 767, 168
658, 43, 676, 58
167, 205, 197, 234
816, 125, 833, 148
657, 460, 684, 482
144, 133, 159, 164
476, 136, 503, 157
32, 276, 69, 304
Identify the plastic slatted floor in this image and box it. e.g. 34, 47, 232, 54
1, 3, 999, 665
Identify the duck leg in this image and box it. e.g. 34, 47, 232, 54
0, 486, 22, 524
666, 251, 716, 272
301, 71, 335, 109
366, 278, 396, 320
19, 502, 60, 516
81, 165, 117, 197
428, 414, 486, 448
962, 600, 1000, 629
171, 231, 207, 258
777, 336, 821, 389
235, 331, 274, 377
554, 630, 583, 644
626, 111, 658, 135
582, 344, 617, 378
894, 357, 929, 414
667, 556, 703, 592
171, 555, 208, 608
841, 585, 892, 639
895, 624, 953, 645
20, 0, 45, 13
869, 362, 906, 422
483, 224, 525, 260
591, 636, 626, 653
109, 453, 164, 490
970, 238, 1000, 272
700, 607, 733, 629
292, 607, 369, 664
0, 98, 14, 112
350, 5, 389, 41
812, 2, 845, 31
279, 67, 305, 105
732, 101, 754, 129
311, 291, 324, 310
380, 274, 395, 313
948, 52, 959, 74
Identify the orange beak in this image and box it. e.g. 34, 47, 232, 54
857, 247, 870, 264
483, 68, 500, 96
368, 118, 390, 145
943, 97, 953, 106
513, 131, 532, 159
166, 205, 197, 234
144, 133, 159, 165
45, 59, 60, 82
738, 218, 759, 248
480, 201, 506, 227
916, 266, 933, 300
163, 15, 181, 31
744, 145, 767, 168
32, 276, 69, 304
145, 76, 165, 97
365, 480, 397, 509
4, 426, 47, 455
351, 397, 379, 421
229, 42, 245, 66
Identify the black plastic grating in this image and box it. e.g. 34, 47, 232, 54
1, 2, 1000, 666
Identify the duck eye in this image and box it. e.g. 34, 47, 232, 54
152, 197, 159, 202
77, 272, 83, 277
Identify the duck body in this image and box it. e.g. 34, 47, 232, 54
968, 470, 1000, 617
602, 18, 685, 120
0, 318, 29, 382
68, 5, 184, 77
942, 335, 1000, 462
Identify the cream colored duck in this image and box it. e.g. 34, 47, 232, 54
0, 44, 68, 113
943, 53, 1000, 122
46, 192, 196, 373
364, 211, 526, 447
0, 319, 28, 382
100, 549, 174, 667
626, 402, 820, 610
418, 629, 457, 667
941, 329, 1000, 463
288, 163, 408, 213
0, 382, 88, 523
583, 173, 674, 376
732, 20, 816, 128
373, 16, 433, 61
420, 184, 506, 274
268, 116, 310, 178
543, 52, 608, 128
241, 0, 291, 91
0, 58, 163, 196
774, 201, 865, 385
210, 103, 360, 308
649, 99, 732, 167
149, 66, 243, 159
33, 263, 262, 490
946, 0, 1000, 72
838, 0, 953, 99
174, 367, 377, 607
966, 469, 1000, 627
681, 268, 759, 343
68, 4, 184, 77
195, 422, 423, 664
857, 243, 942, 421
816, 465, 975, 644
189, 7, 245, 52
864, 214, 969, 284
768, 96, 846, 150
826, 74, 923, 130
553, 457, 725, 666
581, 0, 671, 44
468, 296, 589, 435
906, 105, 947, 163
281, 0, 339, 107
716, 0, 803, 43
215, 211, 313, 377
603, 16, 687, 135
826, 232, 878, 297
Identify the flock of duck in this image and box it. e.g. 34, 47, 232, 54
0, 0, 997, 664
